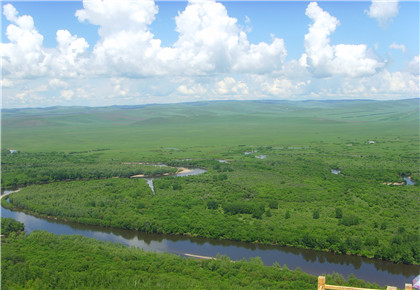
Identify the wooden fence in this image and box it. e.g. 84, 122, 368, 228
318, 276, 413, 290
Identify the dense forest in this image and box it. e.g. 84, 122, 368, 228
1, 221, 382, 289
1, 218, 24, 236
1, 150, 177, 188
4, 140, 419, 264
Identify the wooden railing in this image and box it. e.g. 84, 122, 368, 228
318, 276, 413, 290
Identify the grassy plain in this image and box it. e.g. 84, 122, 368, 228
2, 99, 419, 265
3, 99, 418, 155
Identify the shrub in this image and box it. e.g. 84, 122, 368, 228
339, 213, 359, 226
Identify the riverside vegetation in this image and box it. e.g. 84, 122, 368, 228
1, 222, 382, 289
1, 100, 419, 287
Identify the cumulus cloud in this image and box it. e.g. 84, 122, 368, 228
260, 77, 309, 97
215, 77, 249, 95
75, 0, 170, 76
303, 2, 384, 78
5, 84, 48, 106
72, 0, 287, 77
173, 0, 286, 74
2, 0, 286, 79
1, 4, 47, 77
407, 55, 419, 75
52, 30, 89, 77
49, 78, 69, 89
365, 71, 418, 97
366, 0, 399, 28
1, 4, 89, 79
60, 89, 74, 101
177, 83, 207, 95
1, 1, 417, 108
111, 78, 130, 96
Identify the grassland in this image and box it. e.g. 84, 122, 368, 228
3, 99, 418, 155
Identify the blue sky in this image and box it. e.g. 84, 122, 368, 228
1, 0, 419, 108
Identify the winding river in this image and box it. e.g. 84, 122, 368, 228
1, 168, 418, 287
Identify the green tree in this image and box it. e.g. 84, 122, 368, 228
335, 207, 343, 219
268, 200, 278, 209
206, 200, 218, 210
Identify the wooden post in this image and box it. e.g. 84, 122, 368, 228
318, 276, 326, 290
405, 284, 412, 290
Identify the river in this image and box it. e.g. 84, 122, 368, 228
1, 168, 419, 287
1, 206, 418, 287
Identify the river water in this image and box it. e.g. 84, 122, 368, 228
404, 177, 415, 186
1, 168, 419, 287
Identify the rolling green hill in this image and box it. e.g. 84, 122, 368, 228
2, 99, 418, 154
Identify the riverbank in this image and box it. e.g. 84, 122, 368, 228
2, 229, 388, 289
176, 167, 192, 175
130, 166, 192, 178
0, 189, 20, 200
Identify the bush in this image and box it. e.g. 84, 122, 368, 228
268, 200, 278, 209
335, 207, 343, 219
339, 214, 359, 226
206, 200, 219, 210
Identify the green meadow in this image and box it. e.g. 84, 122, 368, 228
3, 99, 418, 155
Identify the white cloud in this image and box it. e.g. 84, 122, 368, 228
215, 77, 248, 95
173, 0, 286, 75
111, 79, 130, 97
60, 89, 74, 101
389, 42, 406, 53
367, 71, 418, 97
4, 84, 48, 106
1, 1, 418, 108
1, 4, 89, 79
1, 78, 14, 88
245, 15, 251, 24
303, 2, 384, 78
406, 55, 419, 75
70, 0, 287, 77
366, 0, 399, 28
1, 4, 47, 78
75, 0, 170, 76
177, 83, 206, 95
49, 78, 69, 89
75, 0, 158, 37
52, 30, 89, 77
260, 77, 309, 97
320, 70, 418, 99
0, 1, 285, 80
